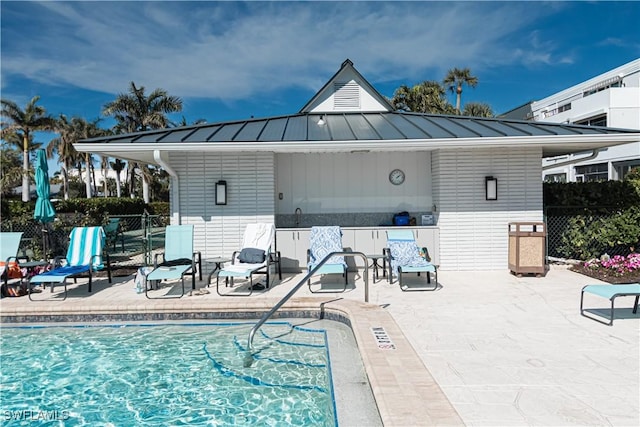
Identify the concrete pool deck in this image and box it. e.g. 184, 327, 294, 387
1, 264, 639, 426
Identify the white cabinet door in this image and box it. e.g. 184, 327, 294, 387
276, 230, 310, 272
372, 229, 389, 254
352, 228, 390, 255
295, 230, 310, 270
353, 229, 376, 256
414, 228, 440, 265
276, 230, 298, 272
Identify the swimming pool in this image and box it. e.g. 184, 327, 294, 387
0, 321, 347, 426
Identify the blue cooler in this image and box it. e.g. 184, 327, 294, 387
393, 212, 410, 226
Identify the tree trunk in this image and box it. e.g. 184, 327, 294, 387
22, 134, 30, 202
85, 153, 92, 199
142, 175, 150, 203
91, 163, 98, 196
129, 163, 137, 198
102, 168, 107, 197
61, 165, 70, 200
115, 170, 122, 198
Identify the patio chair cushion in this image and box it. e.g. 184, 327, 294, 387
238, 248, 266, 264
309, 226, 345, 266
159, 258, 193, 267
388, 240, 431, 276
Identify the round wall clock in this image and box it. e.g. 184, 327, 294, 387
389, 169, 405, 185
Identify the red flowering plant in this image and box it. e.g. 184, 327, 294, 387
571, 253, 640, 283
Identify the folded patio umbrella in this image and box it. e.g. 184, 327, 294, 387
33, 149, 56, 256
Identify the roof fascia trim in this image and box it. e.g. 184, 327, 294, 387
74, 133, 640, 154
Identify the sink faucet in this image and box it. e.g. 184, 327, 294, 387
295, 207, 302, 227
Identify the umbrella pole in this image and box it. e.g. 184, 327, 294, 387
41, 223, 48, 261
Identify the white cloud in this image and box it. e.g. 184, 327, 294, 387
1, 1, 567, 101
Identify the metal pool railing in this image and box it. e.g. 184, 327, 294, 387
244, 251, 369, 367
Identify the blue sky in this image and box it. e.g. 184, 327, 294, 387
1, 1, 639, 172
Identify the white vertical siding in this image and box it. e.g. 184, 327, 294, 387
433, 147, 543, 270
170, 152, 275, 258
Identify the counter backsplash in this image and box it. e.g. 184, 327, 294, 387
276, 212, 437, 228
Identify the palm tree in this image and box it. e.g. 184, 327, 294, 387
172, 115, 207, 127
48, 114, 82, 200
390, 81, 455, 114
74, 117, 105, 198
462, 102, 494, 118
443, 67, 478, 114
100, 155, 110, 197
0, 141, 24, 197
1, 96, 56, 201
109, 158, 126, 197
102, 82, 182, 203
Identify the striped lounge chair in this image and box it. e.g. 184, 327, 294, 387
29, 227, 111, 300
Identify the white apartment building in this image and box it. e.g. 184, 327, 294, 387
503, 58, 640, 182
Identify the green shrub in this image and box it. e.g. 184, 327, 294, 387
148, 202, 169, 216
545, 178, 640, 260
556, 206, 640, 260
544, 180, 640, 212
54, 197, 149, 216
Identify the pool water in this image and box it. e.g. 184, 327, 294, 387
0, 322, 337, 426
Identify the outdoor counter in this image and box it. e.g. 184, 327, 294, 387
275, 226, 439, 272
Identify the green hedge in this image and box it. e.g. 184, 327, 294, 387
54, 197, 149, 215
3, 198, 171, 218
555, 206, 640, 259
544, 179, 640, 212
148, 201, 169, 216
545, 173, 640, 260
2, 198, 169, 228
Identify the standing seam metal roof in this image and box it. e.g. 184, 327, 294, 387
83, 111, 639, 145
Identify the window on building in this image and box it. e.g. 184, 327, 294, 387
615, 161, 640, 181
544, 173, 567, 183
538, 103, 571, 119
575, 163, 608, 182
582, 76, 623, 97
576, 115, 607, 127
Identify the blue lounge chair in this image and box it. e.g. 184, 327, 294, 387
145, 224, 201, 299
384, 229, 438, 291
307, 226, 348, 292
104, 217, 124, 252
29, 227, 112, 300
1, 232, 26, 292
216, 223, 278, 296
580, 283, 640, 325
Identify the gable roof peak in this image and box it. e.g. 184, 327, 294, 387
300, 59, 394, 113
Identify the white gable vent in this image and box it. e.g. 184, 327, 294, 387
334, 81, 360, 110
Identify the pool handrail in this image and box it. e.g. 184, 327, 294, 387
244, 251, 368, 367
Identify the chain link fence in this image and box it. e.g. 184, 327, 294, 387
5, 206, 634, 268
1, 212, 169, 272
545, 206, 638, 261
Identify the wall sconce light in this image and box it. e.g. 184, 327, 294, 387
215, 180, 227, 205
485, 176, 498, 201
317, 115, 326, 126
